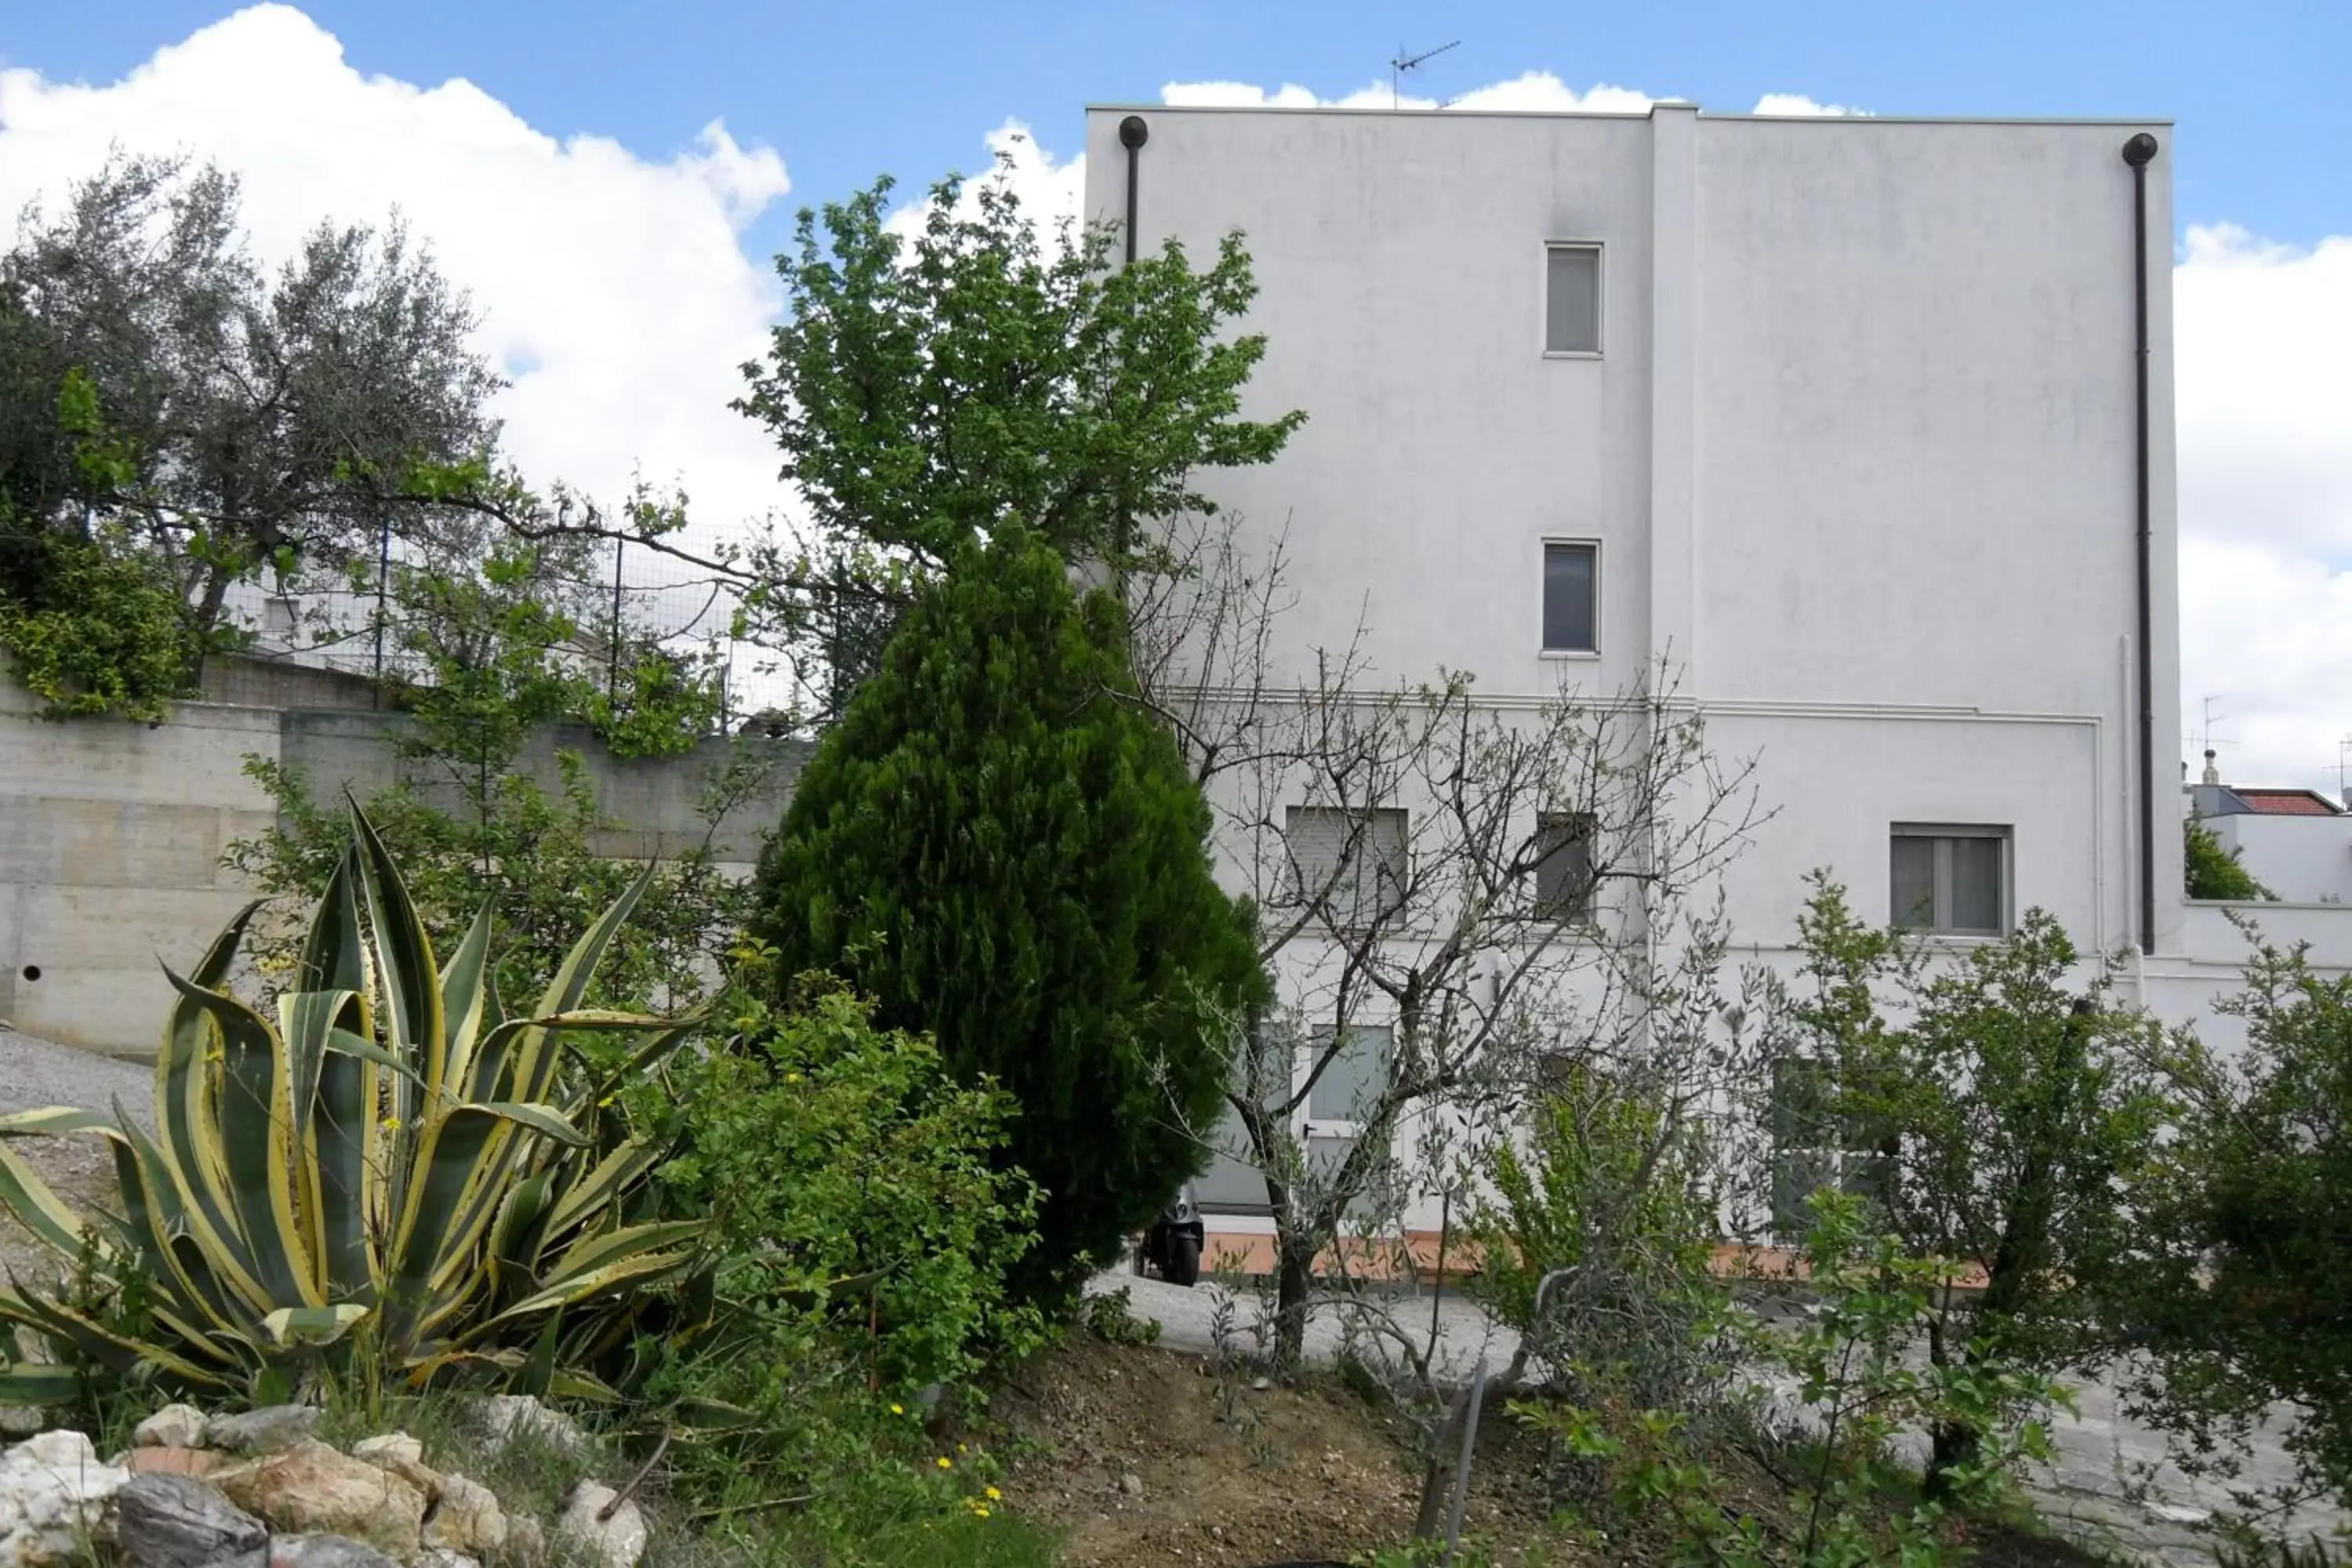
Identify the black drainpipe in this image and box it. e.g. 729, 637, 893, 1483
2123, 131, 2159, 955
1120, 115, 1150, 263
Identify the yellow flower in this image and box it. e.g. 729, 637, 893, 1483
380, 1116, 401, 1131
956, 1443, 967, 1454
975, 1507, 990, 1519
890, 1403, 905, 1415
785, 1073, 802, 1084
985, 1486, 1001, 1501
936, 1457, 952, 1469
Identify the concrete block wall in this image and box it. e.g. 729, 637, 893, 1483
0, 676, 805, 1058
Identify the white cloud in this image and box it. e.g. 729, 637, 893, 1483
2174, 223, 2352, 790
0, 3, 793, 548
1750, 93, 1871, 116
1162, 70, 1654, 114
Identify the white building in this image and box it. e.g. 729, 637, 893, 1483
1078, 100, 2347, 1250
2188, 753, 2352, 905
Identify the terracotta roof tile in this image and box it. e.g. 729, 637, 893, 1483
2236, 789, 2343, 817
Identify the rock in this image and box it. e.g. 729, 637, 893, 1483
209, 1440, 426, 1560
505, 1512, 547, 1568
133, 1406, 209, 1450
557, 1483, 646, 1568
421, 1473, 506, 1558
113, 1472, 265, 1568
125, 1448, 220, 1479
1118, 1472, 1145, 1498
0, 1428, 131, 1566
346, 1433, 421, 1471
1249, 1377, 1272, 1392
417, 1552, 479, 1568
479, 1396, 583, 1455
205, 1406, 322, 1456
264, 1535, 400, 1568
0, 1408, 44, 1439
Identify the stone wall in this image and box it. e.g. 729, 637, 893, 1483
0, 677, 804, 1057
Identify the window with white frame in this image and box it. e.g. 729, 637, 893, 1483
1889, 824, 2010, 936
1542, 541, 1598, 654
1533, 811, 1597, 920
1285, 806, 1409, 926
1304, 1022, 1396, 1221
1768, 1057, 1893, 1238
1544, 243, 1602, 355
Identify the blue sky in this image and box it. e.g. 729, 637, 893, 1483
6, 0, 2349, 258
1, 3, 2349, 786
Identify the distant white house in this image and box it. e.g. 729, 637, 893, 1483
2188, 752, 2352, 905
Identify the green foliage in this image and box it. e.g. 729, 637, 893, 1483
226, 536, 745, 1015
750, 526, 1261, 1307
1473, 1062, 1727, 1428
729, 163, 1303, 714
645, 956, 1043, 1408
1078, 1286, 1163, 1348
2187, 816, 2277, 901
0, 515, 194, 719
1779, 873, 2161, 1486
1516, 1191, 2064, 1567
0, 808, 701, 1409
2116, 936, 2352, 1516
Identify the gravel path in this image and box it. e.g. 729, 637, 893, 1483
0, 1027, 152, 1290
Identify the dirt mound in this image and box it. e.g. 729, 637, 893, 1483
991, 1335, 1559, 1566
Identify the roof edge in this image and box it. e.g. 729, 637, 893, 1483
1082, 102, 2175, 128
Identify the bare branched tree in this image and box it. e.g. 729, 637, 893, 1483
1126, 516, 1777, 1369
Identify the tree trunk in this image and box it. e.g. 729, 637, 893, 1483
1275, 1243, 1313, 1368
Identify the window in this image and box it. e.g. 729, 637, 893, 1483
1889, 825, 2010, 935
262, 596, 296, 634
1286, 806, 1409, 926
1305, 1024, 1392, 1120
1544, 244, 1602, 355
1534, 811, 1597, 920
1542, 541, 1598, 655
1769, 1058, 1893, 1237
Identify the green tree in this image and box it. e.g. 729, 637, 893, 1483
750, 527, 1262, 1305
546, 161, 1304, 722
1780, 875, 2164, 1492
2118, 937, 2352, 1523
0, 153, 503, 702
2187, 815, 2276, 901
227, 535, 750, 1015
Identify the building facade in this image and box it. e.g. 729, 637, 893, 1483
1080, 101, 2230, 1247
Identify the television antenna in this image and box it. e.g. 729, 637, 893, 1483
1391, 39, 1461, 108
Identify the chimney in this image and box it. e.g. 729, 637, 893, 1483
2201, 749, 2221, 786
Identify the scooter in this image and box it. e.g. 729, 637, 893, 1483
1137, 1181, 1204, 1287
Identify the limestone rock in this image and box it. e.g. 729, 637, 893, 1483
417, 1550, 480, 1568
347, 1433, 421, 1471
479, 1397, 583, 1456
205, 1406, 322, 1456
557, 1482, 646, 1568
113, 1472, 264, 1568
505, 1512, 548, 1568
0, 1428, 131, 1566
125, 1448, 220, 1479
421, 1473, 506, 1558
132, 1406, 208, 1450
264, 1534, 400, 1568
0, 1410, 43, 1440
209, 1440, 426, 1559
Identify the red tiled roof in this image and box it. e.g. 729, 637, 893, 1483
2237, 789, 2344, 817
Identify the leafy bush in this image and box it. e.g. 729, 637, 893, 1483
2117, 936, 2352, 1519
750, 526, 1261, 1307
1515, 1191, 2064, 1567
644, 957, 1044, 1410
0, 806, 701, 1408
0, 518, 195, 720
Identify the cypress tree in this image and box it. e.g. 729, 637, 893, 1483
751, 527, 1261, 1305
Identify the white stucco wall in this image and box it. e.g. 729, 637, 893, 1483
1084, 103, 2179, 969
2207, 811, 2352, 905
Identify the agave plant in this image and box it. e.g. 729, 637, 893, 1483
0, 807, 706, 1404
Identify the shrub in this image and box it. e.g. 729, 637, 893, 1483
2117, 936, 2352, 1519
644, 957, 1044, 1408
0, 805, 700, 1408
750, 526, 1261, 1307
